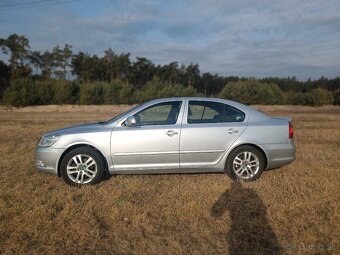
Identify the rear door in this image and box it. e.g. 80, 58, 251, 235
180, 100, 247, 167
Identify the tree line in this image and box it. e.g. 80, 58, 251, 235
0, 33, 339, 107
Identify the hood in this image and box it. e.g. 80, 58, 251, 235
45, 122, 104, 136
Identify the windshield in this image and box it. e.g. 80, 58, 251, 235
101, 103, 145, 124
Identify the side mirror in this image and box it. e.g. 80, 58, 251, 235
124, 116, 136, 127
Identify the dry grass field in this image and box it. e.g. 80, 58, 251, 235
0, 104, 339, 255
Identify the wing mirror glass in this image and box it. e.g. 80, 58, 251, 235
124, 116, 136, 127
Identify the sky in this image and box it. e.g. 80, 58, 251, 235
0, 0, 340, 80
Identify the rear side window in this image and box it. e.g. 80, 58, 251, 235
188, 101, 245, 124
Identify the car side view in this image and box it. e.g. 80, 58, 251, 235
36, 97, 296, 186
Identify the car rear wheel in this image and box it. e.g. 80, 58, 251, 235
60, 147, 104, 186
225, 145, 265, 181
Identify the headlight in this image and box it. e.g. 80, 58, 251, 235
38, 135, 60, 147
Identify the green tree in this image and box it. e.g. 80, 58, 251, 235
130, 57, 155, 87
41, 51, 54, 79
115, 53, 131, 81
0, 61, 11, 102
0, 34, 30, 68
28, 50, 43, 75
158, 62, 180, 85
62, 44, 73, 80
71, 52, 104, 82
104, 48, 115, 82
185, 64, 200, 88
52, 45, 64, 79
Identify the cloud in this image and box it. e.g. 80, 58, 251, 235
0, 0, 339, 79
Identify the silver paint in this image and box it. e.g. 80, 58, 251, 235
35, 97, 296, 177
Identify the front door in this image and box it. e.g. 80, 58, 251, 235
111, 101, 183, 170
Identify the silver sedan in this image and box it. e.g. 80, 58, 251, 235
36, 97, 295, 186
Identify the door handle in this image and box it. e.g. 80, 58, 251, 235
227, 128, 239, 135
165, 130, 178, 137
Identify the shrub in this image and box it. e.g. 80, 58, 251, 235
282, 91, 307, 105
103, 79, 135, 104
219, 80, 283, 105
333, 90, 340, 105
79, 82, 104, 104
53, 80, 79, 104
306, 88, 334, 106
35, 80, 55, 105
117, 82, 135, 104
2, 77, 337, 107
135, 77, 200, 103
3, 78, 38, 106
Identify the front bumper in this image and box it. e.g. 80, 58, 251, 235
35, 147, 65, 175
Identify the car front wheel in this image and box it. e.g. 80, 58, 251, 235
225, 145, 265, 181
60, 147, 104, 186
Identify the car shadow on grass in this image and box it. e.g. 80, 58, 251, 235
211, 181, 282, 255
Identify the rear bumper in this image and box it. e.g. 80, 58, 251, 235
35, 147, 65, 175
261, 140, 296, 169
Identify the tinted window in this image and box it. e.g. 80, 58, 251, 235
134, 101, 182, 126
188, 101, 245, 124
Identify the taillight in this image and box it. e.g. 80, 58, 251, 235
289, 121, 294, 139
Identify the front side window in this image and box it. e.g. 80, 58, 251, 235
134, 101, 182, 126
188, 101, 245, 124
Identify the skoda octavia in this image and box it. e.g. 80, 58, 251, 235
36, 97, 295, 186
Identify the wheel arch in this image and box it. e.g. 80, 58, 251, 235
57, 144, 109, 177
227, 143, 268, 169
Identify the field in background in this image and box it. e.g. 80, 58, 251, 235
0, 105, 339, 254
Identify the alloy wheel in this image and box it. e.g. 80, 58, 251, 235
66, 154, 98, 184
232, 151, 260, 180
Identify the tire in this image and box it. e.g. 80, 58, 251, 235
60, 147, 105, 186
225, 145, 265, 181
